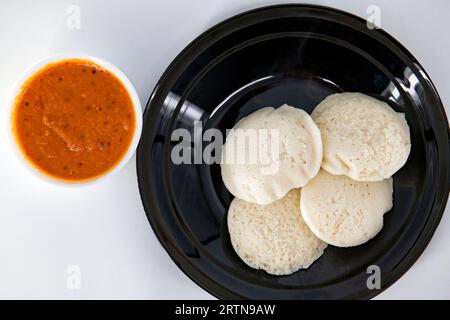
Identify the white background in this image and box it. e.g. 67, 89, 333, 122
0, 0, 449, 299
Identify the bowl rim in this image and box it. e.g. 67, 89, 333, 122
6, 52, 143, 187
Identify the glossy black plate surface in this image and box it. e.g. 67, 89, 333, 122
137, 4, 450, 299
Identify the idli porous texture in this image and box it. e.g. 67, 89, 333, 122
300, 170, 393, 247
227, 189, 327, 275
312, 92, 411, 182
221, 105, 322, 205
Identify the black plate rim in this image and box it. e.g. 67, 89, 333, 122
136, 3, 450, 300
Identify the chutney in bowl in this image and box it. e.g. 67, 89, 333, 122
10, 54, 142, 185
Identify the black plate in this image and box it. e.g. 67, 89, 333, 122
137, 4, 450, 299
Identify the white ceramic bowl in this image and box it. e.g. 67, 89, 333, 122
6, 53, 143, 186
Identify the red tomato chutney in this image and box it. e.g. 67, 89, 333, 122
12, 59, 136, 182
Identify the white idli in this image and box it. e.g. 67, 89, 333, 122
300, 170, 393, 247
221, 105, 322, 205
312, 92, 410, 181
227, 189, 327, 275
